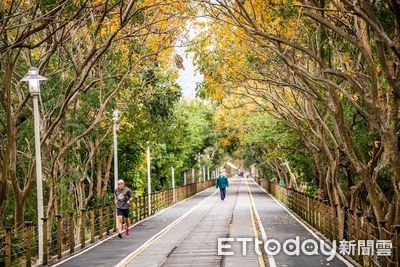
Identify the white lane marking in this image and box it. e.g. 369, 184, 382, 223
115, 189, 219, 267
253, 180, 354, 267
246, 184, 266, 267
52, 187, 215, 267
246, 181, 277, 267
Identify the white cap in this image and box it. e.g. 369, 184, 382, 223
117, 179, 125, 184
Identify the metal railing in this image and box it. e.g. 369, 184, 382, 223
0, 179, 215, 266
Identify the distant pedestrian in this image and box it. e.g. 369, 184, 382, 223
114, 179, 133, 238
216, 170, 229, 202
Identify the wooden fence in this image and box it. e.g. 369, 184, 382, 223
0, 179, 215, 266
255, 177, 400, 267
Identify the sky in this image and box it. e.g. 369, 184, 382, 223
175, 19, 207, 99
176, 48, 203, 98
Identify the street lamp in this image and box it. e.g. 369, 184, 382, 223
171, 167, 176, 202
112, 110, 120, 190
146, 144, 151, 214
21, 67, 47, 264
112, 109, 120, 227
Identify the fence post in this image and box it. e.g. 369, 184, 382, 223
24, 221, 32, 267
134, 197, 139, 221
138, 196, 142, 220
317, 198, 323, 230
347, 209, 354, 240
68, 212, 75, 253
393, 225, 400, 266
379, 219, 388, 240
333, 204, 338, 241
90, 209, 95, 244
80, 209, 86, 249
145, 195, 149, 217
152, 193, 156, 213
366, 215, 374, 266
106, 207, 110, 235
113, 205, 117, 232
5, 226, 12, 267
42, 218, 48, 265
379, 219, 388, 266
56, 215, 62, 259
99, 207, 104, 239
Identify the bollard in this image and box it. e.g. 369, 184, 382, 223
42, 218, 48, 265
90, 209, 95, 243
80, 209, 86, 249
5, 226, 12, 267
56, 215, 62, 259
24, 221, 33, 267
68, 212, 75, 253
99, 207, 104, 239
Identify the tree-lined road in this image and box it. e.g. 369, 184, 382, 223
54, 177, 352, 267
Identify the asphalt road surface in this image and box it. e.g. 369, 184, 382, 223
54, 177, 353, 267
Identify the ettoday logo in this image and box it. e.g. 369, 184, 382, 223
217, 237, 393, 261
218, 237, 337, 261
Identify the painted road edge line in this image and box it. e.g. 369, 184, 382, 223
115, 189, 219, 267
246, 181, 277, 267
253, 180, 355, 267
52, 186, 215, 267
247, 182, 266, 267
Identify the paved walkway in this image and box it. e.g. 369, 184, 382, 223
54, 177, 353, 267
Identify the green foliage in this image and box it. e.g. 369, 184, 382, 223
117, 98, 223, 194
240, 113, 315, 185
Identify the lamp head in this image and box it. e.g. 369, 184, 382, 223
112, 109, 120, 122
21, 67, 47, 96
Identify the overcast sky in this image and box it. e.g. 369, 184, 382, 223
176, 50, 202, 98
175, 19, 206, 99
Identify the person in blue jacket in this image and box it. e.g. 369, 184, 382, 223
216, 170, 229, 202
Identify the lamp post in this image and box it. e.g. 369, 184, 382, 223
184, 171, 187, 185
112, 109, 120, 227
171, 167, 175, 202
192, 168, 194, 184
147, 146, 151, 214
22, 67, 47, 264
199, 166, 202, 182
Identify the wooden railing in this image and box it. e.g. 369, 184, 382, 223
0, 179, 215, 266
255, 177, 400, 267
